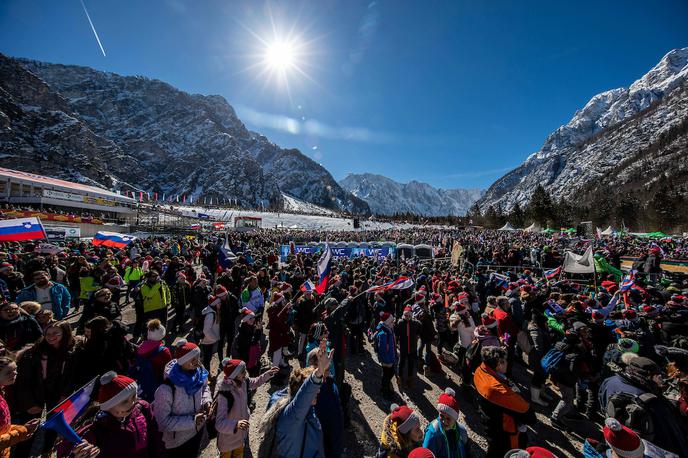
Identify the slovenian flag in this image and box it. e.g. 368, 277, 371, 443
0, 217, 46, 242
300, 279, 316, 292
544, 266, 561, 280
92, 232, 137, 249
620, 269, 636, 292
491, 272, 509, 290
366, 276, 414, 293
218, 234, 237, 269
315, 245, 332, 295
41, 377, 97, 444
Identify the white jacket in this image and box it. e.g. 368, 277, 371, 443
200, 306, 220, 345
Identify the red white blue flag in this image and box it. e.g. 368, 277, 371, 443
366, 276, 414, 293
41, 377, 97, 444
544, 266, 561, 280
92, 231, 137, 249
300, 279, 316, 292
0, 217, 46, 242
315, 245, 332, 295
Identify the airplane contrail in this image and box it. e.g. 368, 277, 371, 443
80, 0, 106, 57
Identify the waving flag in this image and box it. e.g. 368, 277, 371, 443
490, 272, 509, 290
0, 217, 46, 242
300, 279, 316, 292
544, 266, 561, 280
366, 276, 414, 293
620, 269, 636, 292
218, 234, 237, 268
315, 245, 332, 295
92, 231, 136, 249
41, 377, 97, 444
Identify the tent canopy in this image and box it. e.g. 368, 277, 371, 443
601, 226, 616, 236
498, 222, 516, 231
523, 222, 542, 233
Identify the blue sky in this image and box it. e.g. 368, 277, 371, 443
1, 0, 687, 190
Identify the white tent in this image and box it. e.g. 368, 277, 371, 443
498, 222, 516, 231
601, 226, 616, 236
562, 246, 595, 274
523, 222, 542, 233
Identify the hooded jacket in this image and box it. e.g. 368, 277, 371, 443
200, 305, 220, 345
375, 322, 397, 366
16, 282, 71, 320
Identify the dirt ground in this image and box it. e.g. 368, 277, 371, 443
97, 304, 604, 458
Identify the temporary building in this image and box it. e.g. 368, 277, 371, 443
523, 223, 542, 233
498, 222, 516, 231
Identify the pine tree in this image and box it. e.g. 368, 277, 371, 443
527, 185, 555, 227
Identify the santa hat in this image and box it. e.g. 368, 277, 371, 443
390, 403, 421, 435
380, 311, 394, 326
214, 285, 228, 298
98, 371, 138, 411
403, 306, 413, 314
174, 339, 200, 365
415, 291, 426, 300
453, 302, 468, 314
280, 283, 293, 293
622, 309, 637, 320
177, 272, 187, 282
436, 388, 459, 421
457, 292, 469, 304
481, 314, 497, 329
408, 448, 435, 458
147, 322, 166, 342
240, 307, 255, 323
505, 448, 557, 458
603, 418, 644, 457
591, 310, 605, 323
221, 358, 246, 379
0, 262, 13, 271
271, 292, 284, 304
208, 295, 221, 308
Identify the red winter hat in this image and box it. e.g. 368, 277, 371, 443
380, 311, 394, 324
403, 306, 413, 313
174, 339, 200, 365
481, 314, 497, 329
98, 371, 138, 411
390, 403, 420, 435
456, 292, 469, 303
240, 307, 255, 323
271, 292, 284, 304
526, 447, 557, 458
603, 418, 644, 457
436, 388, 459, 421
177, 272, 187, 281
280, 282, 293, 292
622, 309, 637, 320
408, 448, 435, 458
601, 280, 618, 294
453, 302, 468, 314
214, 285, 228, 297
415, 291, 426, 299
591, 310, 605, 323
221, 358, 246, 379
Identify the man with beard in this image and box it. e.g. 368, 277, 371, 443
16, 270, 71, 320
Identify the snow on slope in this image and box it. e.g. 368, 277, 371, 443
281, 194, 337, 216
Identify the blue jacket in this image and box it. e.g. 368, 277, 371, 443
375, 323, 396, 366
275, 372, 325, 458
16, 282, 71, 320
423, 418, 470, 458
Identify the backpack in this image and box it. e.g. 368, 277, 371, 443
465, 339, 482, 373
206, 390, 234, 440
605, 391, 656, 440
128, 346, 164, 402
540, 348, 565, 375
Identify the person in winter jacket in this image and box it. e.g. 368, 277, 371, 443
374, 312, 397, 398
81, 288, 119, 324
0, 302, 42, 352
376, 404, 423, 458
123, 260, 144, 303
190, 275, 212, 330
171, 272, 191, 333
132, 319, 172, 402
138, 270, 171, 325
234, 308, 264, 377
294, 289, 317, 357
448, 301, 475, 370
270, 341, 333, 458
13, 321, 79, 457
550, 331, 587, 427
396, 306, 421, 389
58, 371, 165, 458
199, 296, 221, 371
15, 270, 71, 320
0, 263, 24, 302
215, 358, 278, 457
473, 346, 534, 458
240, 276, 264, 313
266, 293, 292, 369
431, 295, 451, 355
153, 340, 211, 458
0, 356, 40, 458
582, 417, 680, 458
423, 388, 471, 458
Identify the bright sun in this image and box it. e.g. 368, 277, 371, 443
264, 40, 296, 70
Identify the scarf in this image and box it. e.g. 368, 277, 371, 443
167, 362, 208, 396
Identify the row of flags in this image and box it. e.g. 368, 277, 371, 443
121, 191, 238, 206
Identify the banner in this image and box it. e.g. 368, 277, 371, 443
280, 245, 395, 262
45, 226, 81, 241
0, 209, 103, 225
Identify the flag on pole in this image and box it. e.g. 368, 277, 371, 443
154, 192, 158, 201
183, 195, 186, 204
300, 279, 316, 292
544, 266, 561, 280
620, 269, 636, 292
0, 217, 47, 242
315, 245, 332, 295
41, 377, 97, 444
366, 276, 414, 293
490, 272, 509, 290
92, 232, 137, 249
218, 233, 237, 268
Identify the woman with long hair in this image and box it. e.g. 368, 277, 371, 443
0, 356, 40, 458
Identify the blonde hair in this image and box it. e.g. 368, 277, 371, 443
19, 301, 41, 315
147, 319, 162, 331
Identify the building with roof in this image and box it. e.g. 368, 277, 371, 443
0, 167, 137, 223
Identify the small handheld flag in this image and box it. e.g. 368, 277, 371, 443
544, 266, 561, 280
300, 279, 315, 292
365, 276, 414, 293
0, 217, 46, 242
41, 377, 97, 444
92, 232, 137, 249
315, 245, 332, 295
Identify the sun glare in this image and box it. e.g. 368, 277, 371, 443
264, 40, 296, 70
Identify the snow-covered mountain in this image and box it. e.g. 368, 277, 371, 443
340, 173, 483, 216
0, 54, 370, 214
479, 47, 688, 211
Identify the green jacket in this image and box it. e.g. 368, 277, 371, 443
124, 266, 144, 283
140, 281, 171, 313
79, 276, 99, 300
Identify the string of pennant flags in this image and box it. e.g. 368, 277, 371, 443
117, 190, 240, 206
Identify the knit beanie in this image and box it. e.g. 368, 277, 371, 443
147, 321, 166, 342
390, 403, 421, 435
591, 310, 605, 323
603, 418, 644, 457
174, 339, 200, 365
408, 448, 435, 458
436, 388, 460, 421
98, 371, 138, 411
380, 311, 394, 326
221, 358, 246, 379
